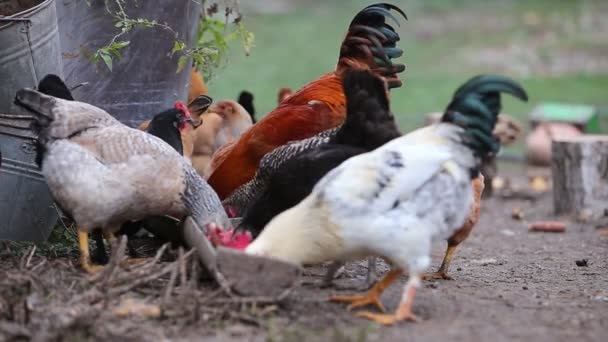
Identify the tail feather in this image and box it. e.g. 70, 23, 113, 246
37, 74, 74, 101
442, 74, 529, 157
237, 91, 256, 123
453, 75, 528, 102
333, 70, 400, 149
338, 3, 407, 89
14, 88, 56, 120
188, 94, 213, 117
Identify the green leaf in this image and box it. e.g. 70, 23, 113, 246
100, 52, 113, 71
172, 41, 186, 55
113, 41, 130, 49
177, 55, 188, 73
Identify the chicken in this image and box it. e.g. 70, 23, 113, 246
188, 68, 208, 102
278, 87, 294, 104
237, 91, 256, 123
206, 100, 253, 150
207, 3, 407, 199
245, 75, 528, 325
422, 173, 484, 280
145, 102, 196, 156
190, 100, 253, 178
238, 70, 401, 236
14, 77, 232, 273
137, 95, 213, 160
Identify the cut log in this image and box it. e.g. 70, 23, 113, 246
551, 135, 608, 219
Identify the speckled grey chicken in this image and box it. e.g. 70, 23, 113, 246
14, 83, 230, 273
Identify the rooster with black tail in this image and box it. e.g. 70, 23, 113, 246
245, 75, 528, 325
208, 3, 407, 200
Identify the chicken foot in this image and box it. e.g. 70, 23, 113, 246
357, 273, 421, 325
422, 243, 458, 280
330, 269, 402, 312
78, 230, 104, 274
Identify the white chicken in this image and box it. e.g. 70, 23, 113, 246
245, 75, 528, 324
14, 77, 232, 273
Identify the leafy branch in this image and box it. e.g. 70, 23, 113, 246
91, 0, 254, 78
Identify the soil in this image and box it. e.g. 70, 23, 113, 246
1, 167, 607, 341
0, 0, 42, 17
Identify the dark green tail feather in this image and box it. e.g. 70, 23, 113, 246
339, 3, 408, 89
442, 74, 529, 157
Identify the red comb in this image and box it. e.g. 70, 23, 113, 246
174, 101, 191, 117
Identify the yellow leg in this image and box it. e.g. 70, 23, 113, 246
330, 269, 402, 312
357, 274, 421, 325
78, 230, 104, 273
422, 243, 458, 280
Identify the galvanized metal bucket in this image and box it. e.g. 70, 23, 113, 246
0, 0, 63, 241
56, 0, 201, 127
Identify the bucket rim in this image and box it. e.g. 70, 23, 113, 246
0, 0, 55, 29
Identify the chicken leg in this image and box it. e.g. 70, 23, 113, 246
330, 269, 402, 312
422, 243, 458, 280
357, 273, 421, 325
78, 230, 104, 273
424, 174, 484, 280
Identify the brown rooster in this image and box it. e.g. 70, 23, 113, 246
277, 87, 294, 104
188, 68, 208, 102
207, 3, 407, 199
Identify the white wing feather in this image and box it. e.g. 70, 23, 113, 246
313, 143, 454, 221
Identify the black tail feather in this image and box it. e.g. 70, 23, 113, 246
37, 74, 74, 101
338, 3, 407, 89
237, 90, 256, 123
333, 70, 400, 149
442, 74, 529, 157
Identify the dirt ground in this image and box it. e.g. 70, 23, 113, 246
1, 167, 607, 341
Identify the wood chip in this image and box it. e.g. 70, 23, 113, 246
528, 221, 566, 233
113, 298, 161, 318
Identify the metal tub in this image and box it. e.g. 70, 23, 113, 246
56, 0, 201, 127
0, 0, 62, 241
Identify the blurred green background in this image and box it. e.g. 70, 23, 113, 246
207, 0, 608, 151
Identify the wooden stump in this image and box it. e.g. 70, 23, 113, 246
552, 135, 608, 219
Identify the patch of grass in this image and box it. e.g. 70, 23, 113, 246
1, 221, 79, 259
208, 0, 608, 152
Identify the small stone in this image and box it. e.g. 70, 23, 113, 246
511, 207, 524, 220
522, 286, 528, 290
457, 267, 462, 271
575, 259, 588, 267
